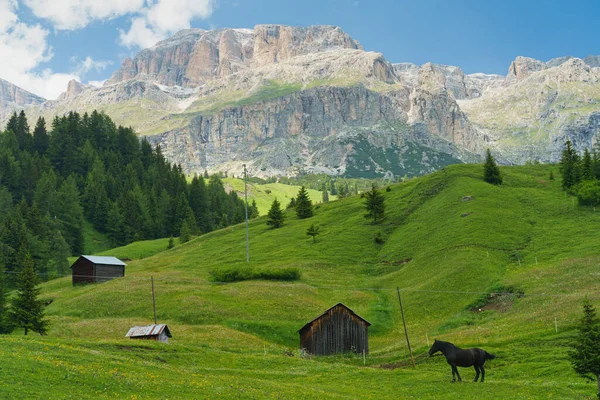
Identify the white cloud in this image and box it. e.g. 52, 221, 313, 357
118, 16, 163, 49
0, 12, 75, 99
72, 56, 113, 76
119, 0, 215, 49
0, 1, 117, 99
87, 79, 107, 87
0, 0, 216, 99
23, 0, 145, 30
0, 0, 17, 32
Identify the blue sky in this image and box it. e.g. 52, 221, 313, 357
1, 0, 599, 99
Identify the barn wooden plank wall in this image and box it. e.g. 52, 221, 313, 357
299, 304, 369, 355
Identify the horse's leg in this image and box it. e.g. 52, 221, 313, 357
473, 365, 480, 382
453, 365, 462, 382
480, 365, 485, 382
450, 365, 456, 382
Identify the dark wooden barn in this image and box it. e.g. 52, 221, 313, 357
71, 255, 127, 285
126, 324, 172, 343
298, 303, 371, 355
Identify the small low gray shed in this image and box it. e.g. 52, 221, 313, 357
126, 324, 172, 343
71, 255, 127, 285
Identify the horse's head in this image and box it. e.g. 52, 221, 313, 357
428, 339, 440, 357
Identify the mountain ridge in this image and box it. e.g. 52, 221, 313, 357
2, 24, 600, 178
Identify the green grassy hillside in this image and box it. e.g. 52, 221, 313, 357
223, 177, 327, 214
2, 164, 599, 399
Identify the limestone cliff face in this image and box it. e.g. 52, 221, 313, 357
148, 85, 409, 176
106, 25, 362, 88
252, 25, 362, 65
407, 64, 486, 153
393, 62, 503, 99
11, 26, 600, 178
0, 78, 45, 120
106, 28, 254, 87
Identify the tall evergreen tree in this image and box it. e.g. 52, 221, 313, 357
322, 188, 329, 203
16, 110, 32, 152
295, 186, 313, 219
0, 265, 13, 334
266, 199, 284, 228
55, 176, 85, 255
569, 299, 600, 399
33, 117, 49, 155
560, 140, 581, 190
249, 200, 259, 218
364, 184, 385, 223
582, 148, 594, 181
483, 148, 503, 185
9, 253, 48, 335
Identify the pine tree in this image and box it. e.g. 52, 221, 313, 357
364, 184, 385, 223
33, 117, 49, 155
569, 299, 600, 398
9, 253, 48, 335
322, 188, 329, 203
0, 266, 13, 334
560, 140, 581, 190
582, 148, 594, 181
306, 223, 320, 243
266, 198, 284, 228
295, 186, 313, 219
483, 148, 503, 185
249, 200, 259, 218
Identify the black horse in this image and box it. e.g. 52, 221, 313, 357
428, 339, 496, 382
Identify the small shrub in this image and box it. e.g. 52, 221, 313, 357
386, 186, 392, 192
209, 267, 301, 283
374, 231, 386, 244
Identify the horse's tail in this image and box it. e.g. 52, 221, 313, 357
485, 351, 496, 360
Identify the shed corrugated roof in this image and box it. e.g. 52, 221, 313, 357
298, 302, 371, 332
125, 324, 172, 338
80, 255, 127, 266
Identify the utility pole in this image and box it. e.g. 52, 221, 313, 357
151, 276, 157, 324
397, 286, 415, 368
243, 164, 249, 262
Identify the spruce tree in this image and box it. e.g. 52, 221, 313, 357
306, 223, 320, 243
560, 140, 581, 190
9, 253, 48, 335
249, 200, 259, 218
569, 299, 600, 398
0, 266, 13, 334
33, 117, 49, 155
295, 186, 313, 219
322, 188, 329, 203
364, 184, 385, 223
582, 148, 594, 181
483, 148, 503, 185
266, 198, 284, 228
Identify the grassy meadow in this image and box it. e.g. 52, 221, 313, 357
223, 177, 326, 215
2, 163, 599, 399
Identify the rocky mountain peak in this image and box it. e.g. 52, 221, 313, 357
505, 56, 545, 84
57, 79, 86, 100
105, 24, 364, 88
0, 78, 45, 120
252, 24, 362, 65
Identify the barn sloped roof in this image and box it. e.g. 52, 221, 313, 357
125, 324, 172, 338
298, 302, 371, 333
79, 255, 127, 266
